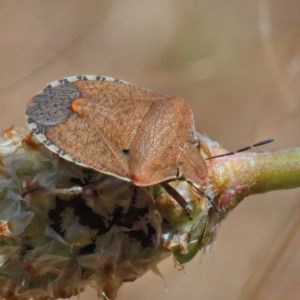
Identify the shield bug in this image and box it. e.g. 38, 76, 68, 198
26, 75, 208, 214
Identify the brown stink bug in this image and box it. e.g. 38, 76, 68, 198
26, 75, 208, 214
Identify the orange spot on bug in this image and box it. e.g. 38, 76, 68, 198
71, 98, 86, 115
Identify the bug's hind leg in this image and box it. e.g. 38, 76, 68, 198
22, 184, 83, 198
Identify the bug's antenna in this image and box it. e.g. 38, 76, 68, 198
207, 138, 275, 160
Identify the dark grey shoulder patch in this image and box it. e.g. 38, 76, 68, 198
26, 83, 80, 127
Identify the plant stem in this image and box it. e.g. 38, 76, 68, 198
206, 147, 300, 210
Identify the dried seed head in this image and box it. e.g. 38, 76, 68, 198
0, 126, 210, 299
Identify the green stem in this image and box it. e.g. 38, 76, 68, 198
248, 147, 300, 193
206, 147, 300, 210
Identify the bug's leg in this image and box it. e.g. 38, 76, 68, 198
199, 141, 212, 158
23, 174, 112, 198
22, 185, 83, 198
194, 133, 212, 158
161, 182, 193, 219
49, 186, 83, 195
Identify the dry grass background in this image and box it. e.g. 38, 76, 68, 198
0, 1, 299, 299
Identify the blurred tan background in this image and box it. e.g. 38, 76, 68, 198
0, 1, 300, 299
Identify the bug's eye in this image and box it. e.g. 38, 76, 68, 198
122, 149, 130, 156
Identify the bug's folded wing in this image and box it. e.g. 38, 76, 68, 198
129, 97, 199, 186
